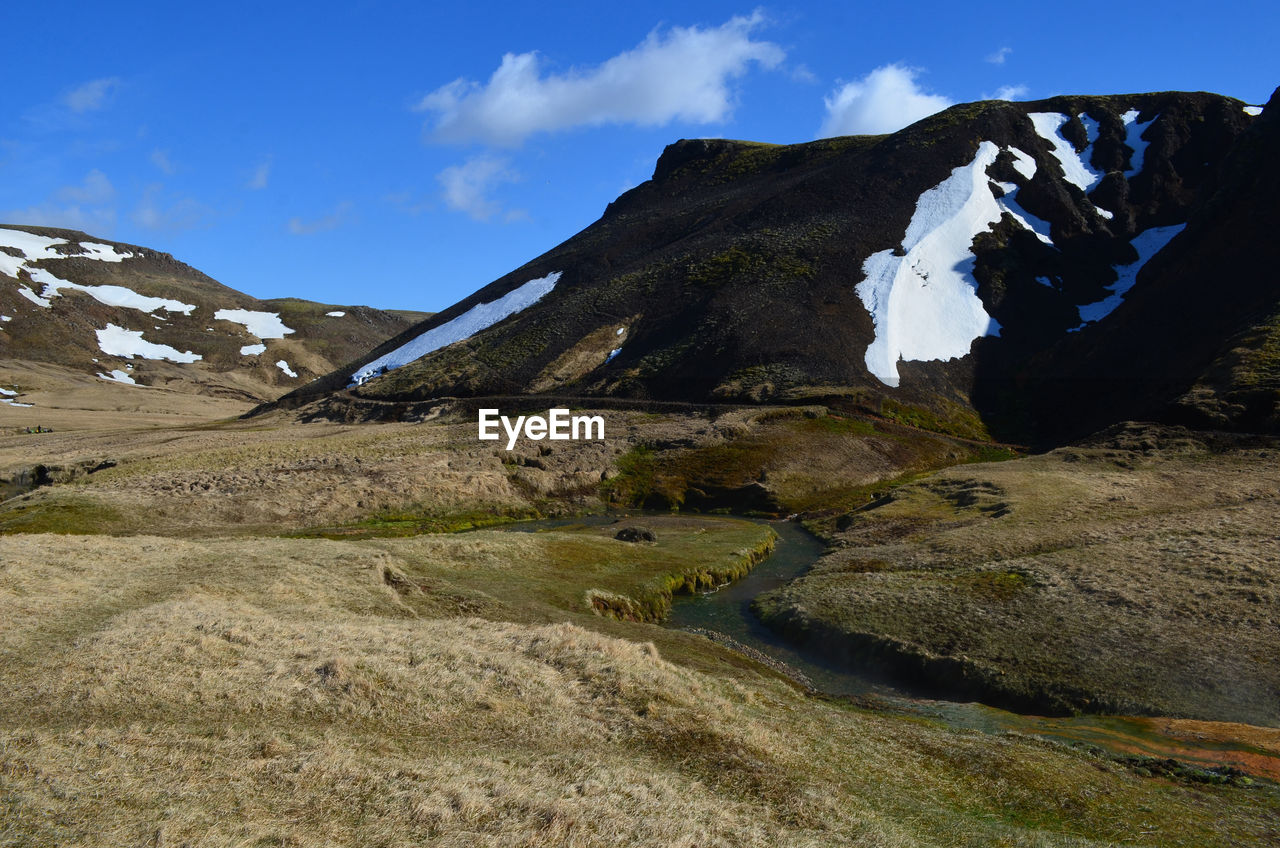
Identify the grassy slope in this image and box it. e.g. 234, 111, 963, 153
755, 425, 1280, 724
3, 525, 1278, 847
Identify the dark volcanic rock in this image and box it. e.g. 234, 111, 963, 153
615, 526, 657, 543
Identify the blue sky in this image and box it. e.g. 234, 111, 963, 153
3, 1, 1274, 311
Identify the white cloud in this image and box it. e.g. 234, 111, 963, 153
133, 184, 213, 231
247, 160, 271, 190
818, 64, 953, 137
63, 77, 121, 113
986, 85, 1029, 101
437, 156, 525, 221
985, 47, 1012, 65
57, 170, 116, 205
150, 149, 175, 175
288, 202, 352, 235
416, 12, 784, 146
3, 171, 117, 233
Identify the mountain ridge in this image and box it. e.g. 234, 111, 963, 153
265, 89, 1273, 445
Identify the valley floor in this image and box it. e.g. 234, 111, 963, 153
1, 407, 1278, 845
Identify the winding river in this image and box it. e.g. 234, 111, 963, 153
503, 513, 1280, 780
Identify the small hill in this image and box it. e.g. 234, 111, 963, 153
0, 226, 427, 413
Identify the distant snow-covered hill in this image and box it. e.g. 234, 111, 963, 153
0, 226, 427, 411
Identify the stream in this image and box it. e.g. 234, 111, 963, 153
502, 513, 1280, 780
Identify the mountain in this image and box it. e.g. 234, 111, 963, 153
268, 89, 1274, 444
0, 226, 426, 406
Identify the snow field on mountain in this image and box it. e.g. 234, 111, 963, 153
214, 309, 295, 339
350, 272, 561, 386
1120, 110, 1155, 176
1073, 225, 1186, 328
1029, 112, 1102, 191
326, 311, 346, 317
240, 344, 267, 356
17, 286, 50, 308
1028, 111, 1115, 219
858, 141, 1021, 387
276, 360, 298, 378
25, 267, 196, 315
96, 324, 203, 363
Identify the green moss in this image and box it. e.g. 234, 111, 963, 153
0, 497, 129, 535
585, 530, 778, 622
880, 398, 992, 441
293, 505, 541, 540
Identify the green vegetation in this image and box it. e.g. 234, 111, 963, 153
880, 397, 993, 441
0, 495, 128, 536
758, 434, 1280, 723
294, 504, 543, 539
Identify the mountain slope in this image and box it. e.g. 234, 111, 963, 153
269, 90, 1269, 443
0, 226, 426, 407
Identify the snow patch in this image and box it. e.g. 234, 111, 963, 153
17, 285, 51, 308
75, 241, 133, 262
1, 315, 10, 322
616, 327, 625, 335
1072, 225, 1186, 329
325, 311, 346, 317
1120, 109, 1155, 176
27, 267, 196, 315
1029, 112, 1101, 191
856, 142, 1008, 387
1029, 111, 1118, 219
606, 347, 622, 362
240, 343, 266, 356
213, 309, 295, 339
96, 324, 203, 363
0, 228, 134, 279
276, 360, 298, 378
97, 369, 136, 385
351, 271, 561, 386
1, 399, 33, 407
0, 388, 16, 396
1244, 105, 1263, 117
1008, 146, 1037, 180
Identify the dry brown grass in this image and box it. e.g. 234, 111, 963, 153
2, 528, 1278, 846
758, 425, 1280, 723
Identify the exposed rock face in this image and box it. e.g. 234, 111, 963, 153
268, 90, 1276, 443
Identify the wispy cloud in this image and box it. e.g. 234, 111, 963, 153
985, 47, 1013, 65
818, 64, 952, 137
2, 170, 118, 234
63, 77, 121, 113
985, 84, 1029, 101
150, 149, 175, 175
437, 156, 524, 221
133, 184, 213, 231
247, 159, 271, 190
58, 169, 116, 205
288, 202, 352, 235
416, 12, 784, 146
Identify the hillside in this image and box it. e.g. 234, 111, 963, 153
0, 226, 426, 418
266, 89, 1273, 444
